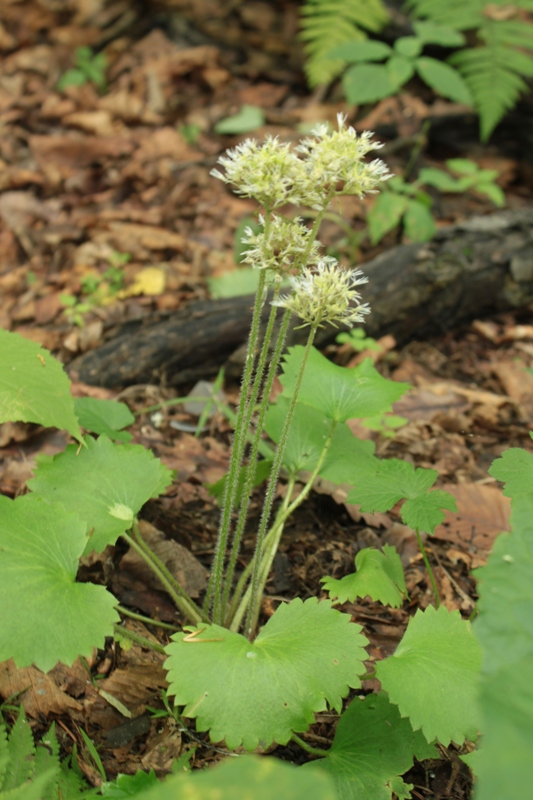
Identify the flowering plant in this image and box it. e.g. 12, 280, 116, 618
0, 117, 485, 799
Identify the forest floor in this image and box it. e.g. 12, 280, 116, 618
1, 2, 533, 799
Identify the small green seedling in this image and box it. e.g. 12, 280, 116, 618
329, 22, 472, 107
214, 105, 265, 135
60, 252, 129, 326
368, 159, 504, 244
57, 46, 108, 93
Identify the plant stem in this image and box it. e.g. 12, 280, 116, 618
116, 605, 180, 631
221, 304, 292, 616
246, 417, 337, 636
122, 528, 206, 625
244, 324, 318, 636
113, 624, 166, 654
227, 475, 296, 631
291, 732, 328, 757
207, 260, 270, 623
414, 527, 441, 609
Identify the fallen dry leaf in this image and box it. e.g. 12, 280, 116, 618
0, 660, 83, 718
433, 482, 511, 563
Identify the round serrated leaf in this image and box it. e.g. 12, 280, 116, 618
488, 448, 533, 498
280, 347, 408, 424
308, 692, 436, 800
265, 397, 376, 482
165, 598, 368, 751
0, 329, 82, 443
376, 605, 481, 745
322, 545, 406, 607
0, 494, 119, 671
27, 435, 173, 554
74, 397, 134, 442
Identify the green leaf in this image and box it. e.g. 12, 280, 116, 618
401, 490, 457, 535
347, 459, 437, 513
0, 770, 59, 800
0, 329, 82, 443
413, 21, 465, 47
131, 756, 336, 800
403, 200, 436, 242
488, 448, 533, 498
476, 658, 533, 800
3, 712, 34, 791
214, 106, 265, 135
327, 40, 391, 62
308, 692, 436, 800
446, 158, 478, 175
419, 167, 462, 192
386, 55, 415, 88
376, 605, 482, 745
475, 181, 505, 207
342, 63, 395, 105
265, 397, 377, 482
57, 69, 87, 91
416, 57, 473, 104
74, 397, 134, 443
394, 36, 422, 58
474, 493, 533, 799
207, 268, 261, 299
165, 598, 368, 750
280, 347, 409, 423
0, 494, 119, 671
34, 723, 88, 800
27, 435, 173, 555
300, 0, 389, 87
368, 192, 408, 244
322, 545, 406, 607
101, 770, 159, 798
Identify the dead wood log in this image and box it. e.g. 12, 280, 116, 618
68, 208, 533, 389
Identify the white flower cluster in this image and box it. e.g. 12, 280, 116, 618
211, 114, 391, 210
240, 215, 320, 274
210, 136, 303, 209
273, 258, 371, 329
295, 114, 392, 209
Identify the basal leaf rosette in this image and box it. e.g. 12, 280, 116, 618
0, 494, 119, 672
28, 435, 173, 554
164, 598, 368, 751
0, 328, 82, 443
376, 605, 481, 745
322, 545, 406, 607
308, 692, 436, 800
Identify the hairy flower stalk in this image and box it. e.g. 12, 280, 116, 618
208, 116, 388, 632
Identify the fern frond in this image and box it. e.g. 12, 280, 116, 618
450, 18, 533, 139
404, 0, 484, 30
300, 0, 389, 87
